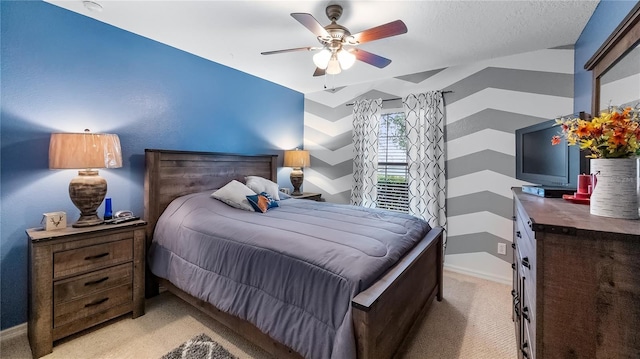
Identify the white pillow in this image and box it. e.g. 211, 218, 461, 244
211, 180, 256, 211
245, 176, 280, 200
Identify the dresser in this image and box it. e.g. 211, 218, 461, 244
512, 188, 640, 358
27, 220, 146, 358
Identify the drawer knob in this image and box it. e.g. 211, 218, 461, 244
516, 231, 522, 238
511, 243, 516, 249
84, 297, 109, 307
84, 276, 109, 286
522, 257, 531, 269
84, 252, 109, 261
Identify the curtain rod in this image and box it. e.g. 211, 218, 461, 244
345, 90, 453, 106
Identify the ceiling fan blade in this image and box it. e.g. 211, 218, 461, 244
291, 13, 330, 38
354, 49, 392, 68
261, 47, 315, 55
313, 67, 326, 77
351, 20, 408, 44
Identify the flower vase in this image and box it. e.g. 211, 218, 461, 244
590, 158, 639, 219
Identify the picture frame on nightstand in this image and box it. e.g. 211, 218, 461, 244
42, 212, 67, 231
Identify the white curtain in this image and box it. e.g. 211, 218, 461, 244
403, 92, 447, 241
351, 98, 382, 208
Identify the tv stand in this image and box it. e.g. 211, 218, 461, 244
521, 185, 575, 198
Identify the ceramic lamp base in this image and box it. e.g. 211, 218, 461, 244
290, 168, 304, 196
69, 170, 107, 227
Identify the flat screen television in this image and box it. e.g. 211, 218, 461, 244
515, 118, 589, 190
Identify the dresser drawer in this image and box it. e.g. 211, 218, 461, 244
522, 319, 533, 359
520, 270, 536, 344
53, 283, 132, 328
515, 201, 535, 241
515, 214, 536, 275
54, 263, 132, 305
519, 238, 536, 319
53, 238, 133, 279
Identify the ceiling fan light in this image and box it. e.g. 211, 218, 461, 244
313, 49, 331, 69
337, 50, 356, 70
326, 58, 341, 75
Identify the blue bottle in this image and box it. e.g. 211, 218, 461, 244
104, 198, 113, 220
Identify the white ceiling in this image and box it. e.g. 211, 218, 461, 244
46, 0, 599, 94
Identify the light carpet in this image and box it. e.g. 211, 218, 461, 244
0, 270, 516, 359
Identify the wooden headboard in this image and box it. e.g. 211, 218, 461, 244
143, 149, 278, 245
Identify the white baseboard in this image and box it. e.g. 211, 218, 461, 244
444, 263, 512, 285
0, 322, 27, 341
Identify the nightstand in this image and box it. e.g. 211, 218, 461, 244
291, 192, 323, 201
27, 220, 146, 358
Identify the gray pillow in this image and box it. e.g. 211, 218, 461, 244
211, 180, 256, 211
245, 176, 281, 200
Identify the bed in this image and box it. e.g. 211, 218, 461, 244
143, 149, 444, 359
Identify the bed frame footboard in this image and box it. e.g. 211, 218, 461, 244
352, 226, 444, 359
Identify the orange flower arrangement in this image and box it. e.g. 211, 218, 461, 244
552, 105, 640, 158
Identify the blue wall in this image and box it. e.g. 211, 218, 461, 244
0, 1, 303, 329
574, 0, 639, 114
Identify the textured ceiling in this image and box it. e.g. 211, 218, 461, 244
45, 0, 600, 94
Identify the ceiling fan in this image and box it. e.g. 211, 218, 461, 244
261, 4, 408, 77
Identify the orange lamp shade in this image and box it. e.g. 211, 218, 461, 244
283, 149, 310, 169
49, 132, 122, 169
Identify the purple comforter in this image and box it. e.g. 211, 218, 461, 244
148, 191, 431, 359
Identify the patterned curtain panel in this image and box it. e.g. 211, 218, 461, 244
351, 98, 382, 207
403, 92, 447, 244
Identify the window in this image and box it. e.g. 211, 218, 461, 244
377, 112, 409, 213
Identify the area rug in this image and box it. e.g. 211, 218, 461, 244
161, 333, 237, 359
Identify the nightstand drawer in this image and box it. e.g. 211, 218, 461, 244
53, 282, 132, 329
54, 263, 132, 304
53, 238, 133, 279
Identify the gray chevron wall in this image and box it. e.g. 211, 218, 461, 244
302, 47, 574, 283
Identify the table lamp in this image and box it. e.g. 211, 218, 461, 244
283, 149, 310, 196
49, 130, 122, 227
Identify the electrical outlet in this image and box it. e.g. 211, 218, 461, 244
497, 243, 507, 255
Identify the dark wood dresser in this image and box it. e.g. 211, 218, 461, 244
512, 188, 640, 358
27, 220, 146, 358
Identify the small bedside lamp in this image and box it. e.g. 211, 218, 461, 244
49, 130, 122, 227
283, 149, 310, 196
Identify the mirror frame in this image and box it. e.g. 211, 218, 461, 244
585, 2, 640, 116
